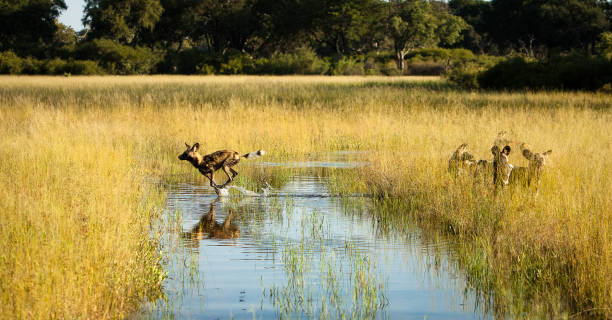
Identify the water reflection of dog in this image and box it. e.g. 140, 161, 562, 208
182, 202, 241, 247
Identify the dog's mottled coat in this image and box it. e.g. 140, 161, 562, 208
509, 144, 552, 187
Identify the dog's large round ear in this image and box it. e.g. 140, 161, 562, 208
185, 142, 190, 148
192, 143, 199, 151
522, 149, 534, 160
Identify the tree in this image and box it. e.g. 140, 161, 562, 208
596, 31, 612, 58
253, 0, 326, 54
448, 0, 493, 53
51, 23, 78, 58
314, 0, 386, 57
538, 0, 609, 54
83, 0, 163, 44
191, 0, 261, 53
140, 0, 198, 49
0, 0, 67, 57
388, 0, 468, 71
487, 0, 609, 55
148, 0, 262, 54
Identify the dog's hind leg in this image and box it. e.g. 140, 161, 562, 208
220, 165, 235, 188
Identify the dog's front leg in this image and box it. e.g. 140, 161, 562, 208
204, 170, 219, 188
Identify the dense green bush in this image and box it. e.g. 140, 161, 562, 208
406, 61, 447, 75
401, 48, 481, 76
196, 64, 216, 75
0, 51, 105, 75
0, 51, 25, 74
255, 48, 330, 75
219, 52, 256, 74
4, 45, 527, 80
478, 55, 612, 90
331, 56, 365, 75
405, 48, 476, 62
164, 47, 332, 75
362, 57, 381, 75
446, 54, 501, 88
42, 58, 68, 74
380, 60, 401, 76
41, 58, 105, 75
163, 48, 221, 74
76, 39, 162, 74
446, 64, 481, 88
3, 45, 487, 77
67, 60, 106, 75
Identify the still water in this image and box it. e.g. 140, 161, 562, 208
147, 161, 491, 319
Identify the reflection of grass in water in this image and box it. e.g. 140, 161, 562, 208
266, 240, 388, 320
142, 205, 204, 319
265, 209, 388, 320
237, 196, 388, 319
348, 193, 595, 319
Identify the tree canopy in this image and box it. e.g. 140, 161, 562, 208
450, 0, 610, 55
0, 0, 67, 57
1, 0, 611, 75
83, 0, 163, 44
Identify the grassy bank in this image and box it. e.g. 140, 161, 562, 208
0, 105, 166, 318
0, 75, 609, 318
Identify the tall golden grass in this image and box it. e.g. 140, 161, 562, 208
0, 106, 166, 318
0, 75, 609, 318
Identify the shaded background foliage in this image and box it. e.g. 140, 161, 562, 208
0, 0, 67, 57
1, 0, 612, 89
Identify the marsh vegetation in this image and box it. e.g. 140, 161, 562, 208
0, 75, 610, 319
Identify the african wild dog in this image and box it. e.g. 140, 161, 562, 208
179, 142, 265, 188
509, 144, 552, 194
448, 143, 477, 176
449, 143, 512, 186
491, 145, 513, 187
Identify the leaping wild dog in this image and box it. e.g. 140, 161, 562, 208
179, 142, 265, 189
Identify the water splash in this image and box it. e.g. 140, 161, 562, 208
214, 182, 273, 197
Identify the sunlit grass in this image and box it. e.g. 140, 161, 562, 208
0, 75, 610, 318
0, 106, 166, 318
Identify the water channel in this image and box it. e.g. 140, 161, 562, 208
146, 158, 492, 319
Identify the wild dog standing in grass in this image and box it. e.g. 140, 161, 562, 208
179, 142, 265, 188
492, 145, 513, 188
509, 143, 552, 197
473, 157, 495, 184
448, 143, 477, 177
448, 143, 509, 186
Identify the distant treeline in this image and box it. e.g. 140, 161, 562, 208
1, 0, 612, 89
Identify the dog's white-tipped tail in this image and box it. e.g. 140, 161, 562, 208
243, 150, 265, 159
